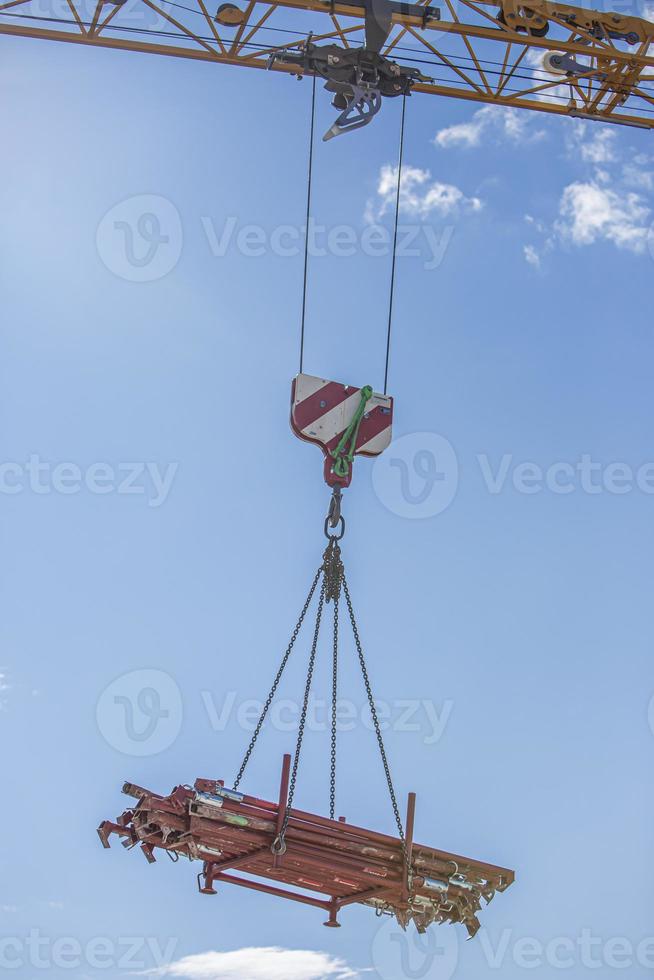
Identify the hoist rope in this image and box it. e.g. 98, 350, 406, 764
383, 93, 407, 396
295, 89, 407, 396
299, 73, 317, 375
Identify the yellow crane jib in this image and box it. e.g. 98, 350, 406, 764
498, 0, 654, 44
2, 0, 654, 130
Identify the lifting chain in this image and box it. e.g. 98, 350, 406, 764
233, 567, 322, 792
323, 534, 344, 603
234, 516, 405, 857
272, 578, 326, 854
343, 573, 406, 847
324, 535, 344, 819
330, 589, 339, 821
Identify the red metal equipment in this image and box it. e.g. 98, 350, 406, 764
98, 754, 514, 936
290, 374, 393, 489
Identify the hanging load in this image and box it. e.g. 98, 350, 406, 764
99, 527, 514, 937
98, 755, 514, 935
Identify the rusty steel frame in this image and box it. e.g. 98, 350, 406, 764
1, 0, 654, 128
99, 753, 514, 934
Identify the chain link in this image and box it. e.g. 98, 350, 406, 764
330, 591, 339, 820
233, 566, 323, 791
323, 535, 344, 602
342, 573, 406, 845
233, 530, 406, 867
275, 578, 327, 849
324, 535, 344, 820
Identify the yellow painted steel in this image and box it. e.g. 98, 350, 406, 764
1, 0, 654, 127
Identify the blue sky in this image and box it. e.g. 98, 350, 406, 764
1, 20, 654, 980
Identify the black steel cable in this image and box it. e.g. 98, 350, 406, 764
383, 93, 407, 397
299, 72, 317, 375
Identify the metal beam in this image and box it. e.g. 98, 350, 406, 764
2, 0, 653, 128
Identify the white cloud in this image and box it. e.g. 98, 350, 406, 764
434, 114, 486, 149
523, 244, 542, 268
0, 671, 10, 710
582, 132, 616, 164
523, 123, 654, 262
567, 126, 618, 165
555, 181, 651, 252
525, 48, 547, 69
147, 948, 358, 980
524, 213, 546, 234
373, 164, 482, 220
502, 108, 546, 144
623, 155, 654, 190
434, 105, 546, 148
594, 167, 611, 185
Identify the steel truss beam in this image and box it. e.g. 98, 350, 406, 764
2, 0, 653, 127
